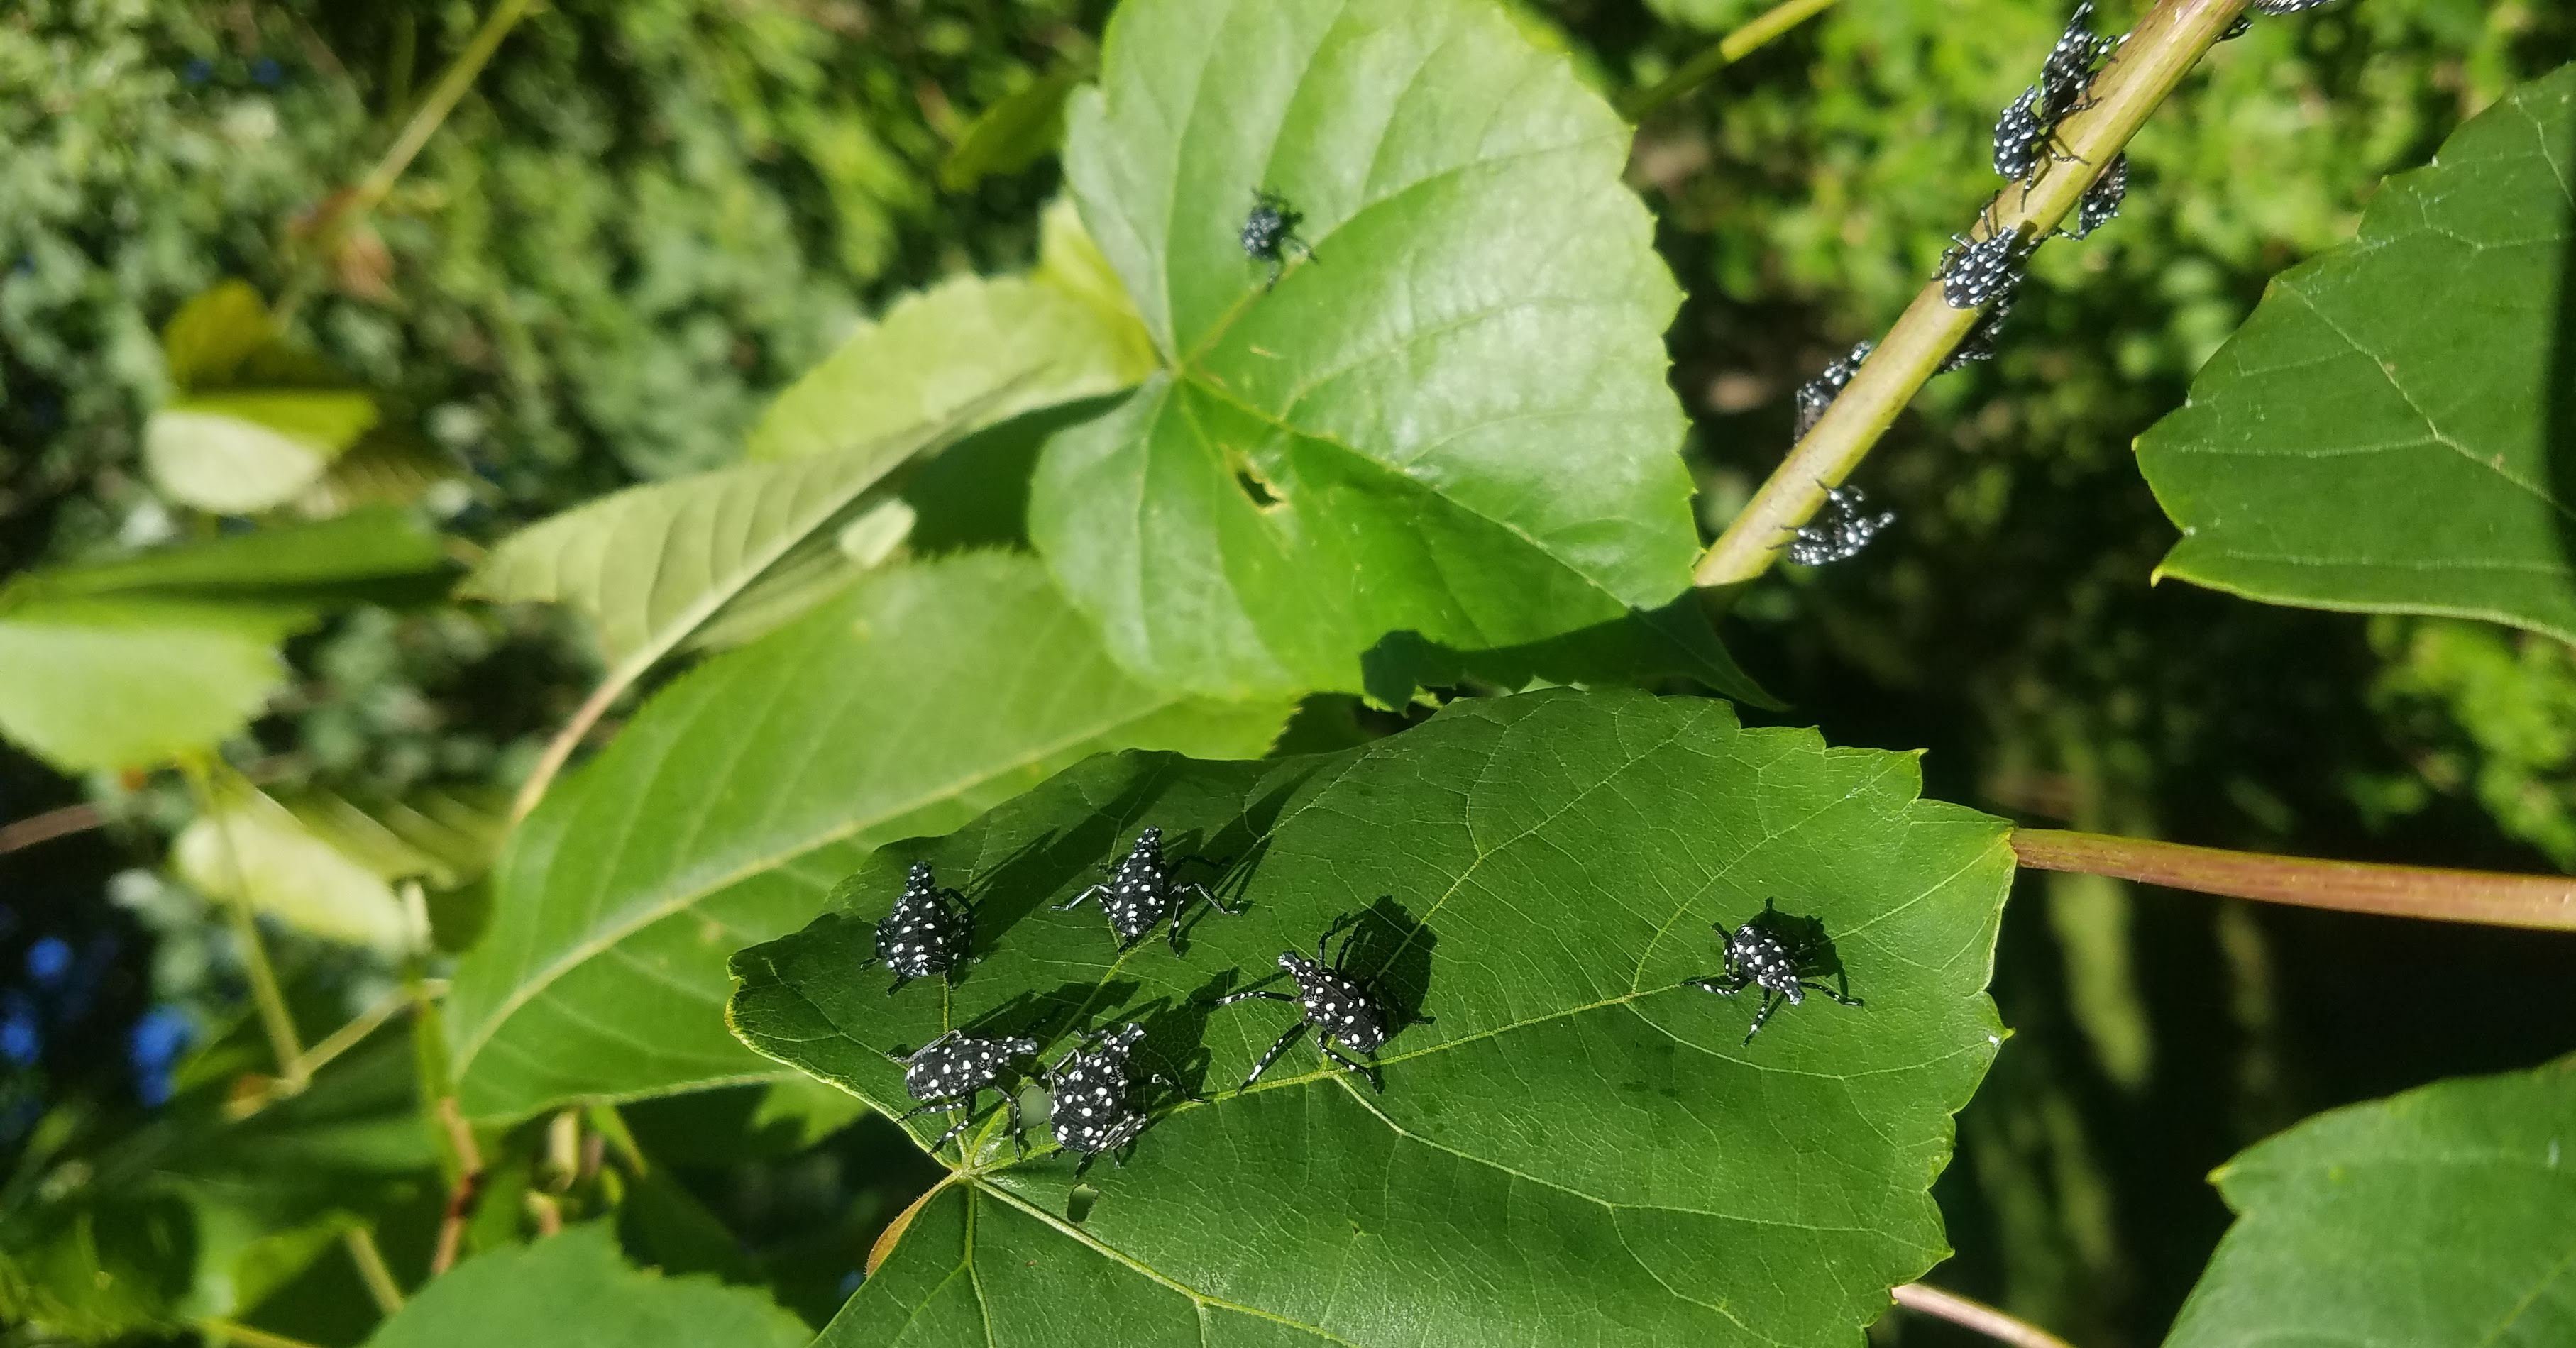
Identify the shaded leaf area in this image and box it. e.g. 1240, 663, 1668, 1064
2165, 1055, 2576, 1348
2138, 66, 2576, 639
145, 281, 380, 514
1036, 0, 1737, 702
734, 690, 2011, 1347
360, 1224, 808, 1348
0, 1031, 435, 1340
446, 553, 1289, 1123
0, 508, 452, 772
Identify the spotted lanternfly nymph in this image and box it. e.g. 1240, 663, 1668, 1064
2062, 153, 2128, 240
1683, 899, 1864, 1042
1785, 485, 1896, 568
1043, 1022, 1196, 1177
1794, 340, 1873, 441
1056, 826, 1244, 952
862, 861, 973, 994
1937, 291, 2015, 374
1240, 189, 1313, 289
1939, 221, 2035, 310
890, 1030, 1041, 1156
1213, 922, 1424, 1093
1992, 87, 2048, 183
2037, 1, 2119, 123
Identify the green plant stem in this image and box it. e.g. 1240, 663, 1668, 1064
2013, 829, 2576, 932
1691, 0, 2250, 590
1891, 1283, 2079, 1348
343, 1227, 406, 1315
177, 756, 309, 1093
202, 1320, 330, 1348
277, 0, 538, 324
1621, 0, 1843, 122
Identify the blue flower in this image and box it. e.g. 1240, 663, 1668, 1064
25, 937, 70, 987
251, 57, 282, 87
0, 1002, 39, 1068
130, 1006, 192, 1107
183, 57, 213, 85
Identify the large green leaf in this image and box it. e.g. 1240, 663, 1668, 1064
0, 509, 451, 772
360, 1225, 808, 1348
2165, 1055, 2576, 1348
1032, 0, 1734, 702
745, 199, 1154, 464
172, 775, 505, 952
732, 689, 2010, 1346
446, 553, 1290, 1122
2137, 67, 2576, 639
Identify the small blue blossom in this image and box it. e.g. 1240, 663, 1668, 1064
1, 999, 40, 1068
130, 1005, 192, 1105
183, 57, 213, 85
25, 937, 71, 987
251, 57, 282, 87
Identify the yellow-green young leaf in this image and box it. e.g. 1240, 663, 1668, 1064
2138, 67, 2576, 639
734, 689, 2011, 1347
360, 1225, 806, 1348
2166, 1055, 2576, 1348
745, 199, 1156, 463
0, 510, 451, 773
147, 283, 379, 514
1034, 0, 1734, 702
941, 58, 1093, 191
445, 553, 1291, 1122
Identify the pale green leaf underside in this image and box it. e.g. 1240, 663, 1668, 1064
446, 553, 1289, 1122
1035, 0, 1722, 701
2165, 1055, 2576, 1348
2137, 66, 2576, 639
747, 201, 1153, 465
734, 690, 2010, 1347
360, 1225, 806, 1348
462, 427, 949, 670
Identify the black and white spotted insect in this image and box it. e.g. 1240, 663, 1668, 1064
1240, 189, 1313, 289
1785, 485, 1897, 568
1212, 922, 1421, 1093
2037, 1, 2120, 123
2224, 0, 2340, 41
1939, 221, 2035, 310
889, 1029, 1040, 1156
1992, 86, 2049, 183
1794, 341, 1873, 441
1683, 899, 1865, 1043
1937, 291, 2015, 374
1043, 1022, 1195, 1177
2060, 153, 2129, 241
1055, 827, 1243, 952
862, 861, 973, 994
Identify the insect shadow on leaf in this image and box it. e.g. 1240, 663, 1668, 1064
1209, 898, 1438, 1094
1682, 899, 1863, 1043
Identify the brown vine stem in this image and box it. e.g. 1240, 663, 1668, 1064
1692, 0, 2250, 590
429, 1094, 488, 1276
1620, 0, 1844, 123
2014, 829, 2576, 931
1892, 1283, 2079, 1348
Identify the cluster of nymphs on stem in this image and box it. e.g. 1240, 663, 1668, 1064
1784, 343, 1901, 568
864, 831, 1857, 1175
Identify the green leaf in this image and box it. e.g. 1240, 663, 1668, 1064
2166, 1055, 2576, 1348
745, 199, 1155, 464
940, 59, 1094, 191
2137, 67, 2576, 639
1034, 0, 1727, 702
0, 509, 451, 772
462, 422, 956, 677
445, 553, 1291, 1123
732, 688, 2011, 1347
147, 282, 380, 514
360, 1225, 808, 1348
172, 775, 505, 952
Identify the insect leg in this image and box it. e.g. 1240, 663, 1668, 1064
1321, 1040, 1384, 1093
1800, 980, 1865, 1007
1003, 1092, 1028, 1156
928, 1091, 985, 1151
1742, 990, 1785, 1044
1073, 1150, 1099, 1180
1182, 879, 1246, 917
1684, 973, 1747, 997
1053, 883, 1108, 912
896, 1098, 966, 1124
886, 973, 913, 996
1214, 989, 1300, 1007
1240, 1021, 1311, 1089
